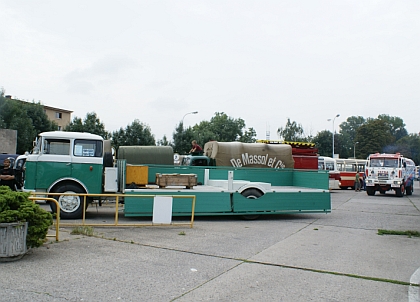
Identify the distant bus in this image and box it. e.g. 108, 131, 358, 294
335, 158, 367, 190
318, 156, 340, 190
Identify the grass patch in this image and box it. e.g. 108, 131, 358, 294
70, 226, 94, 236
178, 231, 186, 236
378, 229, 420, 238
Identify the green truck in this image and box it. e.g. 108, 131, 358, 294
22, 131, 331, 219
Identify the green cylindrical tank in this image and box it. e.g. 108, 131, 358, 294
117, 146, 174, 165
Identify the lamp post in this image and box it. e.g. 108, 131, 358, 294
181, 111, 198, 153
353, 141, 359, 159
182, 111, 198, 128
327, 114, 340, 158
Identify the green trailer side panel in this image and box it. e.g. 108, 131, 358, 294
124, 191, 232, 217
293, 170, 329, 190
232, 191, 331, 213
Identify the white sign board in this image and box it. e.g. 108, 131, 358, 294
152, 196, 173, 224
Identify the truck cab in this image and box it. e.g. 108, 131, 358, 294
24, 131, 107, 218
365, 153, 415, 197
181, 154, 213, 166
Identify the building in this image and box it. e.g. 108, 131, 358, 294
4, 95, 73, 130
43, 105, 73, 130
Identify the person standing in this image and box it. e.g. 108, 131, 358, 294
355, 171, 361, 192
0, 158, 16, 191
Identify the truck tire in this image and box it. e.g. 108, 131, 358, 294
103, 152, 113, 168
366, 187, 375, 196
50, 183, 87, 219
395, 184, 404, 197
406, 185, 412, 196
241, 188, 263, 220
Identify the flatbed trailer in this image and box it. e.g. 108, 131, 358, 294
123, 165, 331, 217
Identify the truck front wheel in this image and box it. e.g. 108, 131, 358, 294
366, 187, 375, 196
241, 188, 263, 220
395, 184, 404, 197
50, 184, 87, 219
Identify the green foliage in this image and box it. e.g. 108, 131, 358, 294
356, 119, 395, 159
377, 114, 408, 141
378, 229, 420, 237
0, 186, 53, 248
111, 119, 155, 151
65, 112, 110, 139
172, 112, 256, 154
277, 118, 306, 142
71, 226, 94, 236
0, 96, 57, 154
312, 130, 332, 156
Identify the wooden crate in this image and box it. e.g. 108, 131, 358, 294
155, 173, 197, 189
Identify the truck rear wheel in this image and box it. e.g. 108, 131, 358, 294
395, 184, 404, 197
241, 188, 263, 220
50, 184, 87, 219
405, 185, 412, 196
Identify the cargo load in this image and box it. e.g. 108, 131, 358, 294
202, 141, 294, 168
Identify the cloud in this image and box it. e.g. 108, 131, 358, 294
63, 54, 139, 94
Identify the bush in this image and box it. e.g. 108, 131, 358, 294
0, 186, 53, 248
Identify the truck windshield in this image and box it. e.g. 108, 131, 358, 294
370, 158, 398, 168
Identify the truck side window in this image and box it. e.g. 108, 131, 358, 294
44, 139, 70, 155
74, 140, 103, 157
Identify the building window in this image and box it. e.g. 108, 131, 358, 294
56, 112, 62, 119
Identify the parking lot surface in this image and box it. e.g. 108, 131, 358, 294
1, 187, 420, 301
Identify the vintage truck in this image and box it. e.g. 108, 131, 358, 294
365, 152, 416, 197
22, 131, 331, 219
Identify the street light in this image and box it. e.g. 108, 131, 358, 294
353, 141, 359, 159
181, 111, 198, 154
327, 114, 340, 158
182, 111, 198, 128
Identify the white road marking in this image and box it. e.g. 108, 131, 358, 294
409, 267, 420, 302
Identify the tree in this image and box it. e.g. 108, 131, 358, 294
377, 114, 408, 141
65, 112, 110, 138
0, 95, 57, 154
312, 130, 332, 156
172, 112, 256, 154
395, 134, 420, 165
111, 119, 155, 151
157, 135, 170, 146
277, 118, 306, 142
337, 116, 366, 158
355, 119, 394, 158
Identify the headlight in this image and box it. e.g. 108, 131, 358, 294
393, 181, 401, 185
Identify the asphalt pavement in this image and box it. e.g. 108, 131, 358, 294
1, 185, 420, 302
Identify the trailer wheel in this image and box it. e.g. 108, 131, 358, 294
241, 188, 263, 220
395, 184, 404, 197
366, 187, 375, 196
50, 184, 87, 219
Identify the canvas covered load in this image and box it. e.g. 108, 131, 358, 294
203, 141, 294, 168
117, 146, 174, 165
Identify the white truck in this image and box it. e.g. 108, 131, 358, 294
364, 153, 416, 197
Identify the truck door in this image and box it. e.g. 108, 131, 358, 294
34, 138, 72, 190
70, 139, 104, 193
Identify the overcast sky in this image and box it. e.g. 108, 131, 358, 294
1, 1, 419, 141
